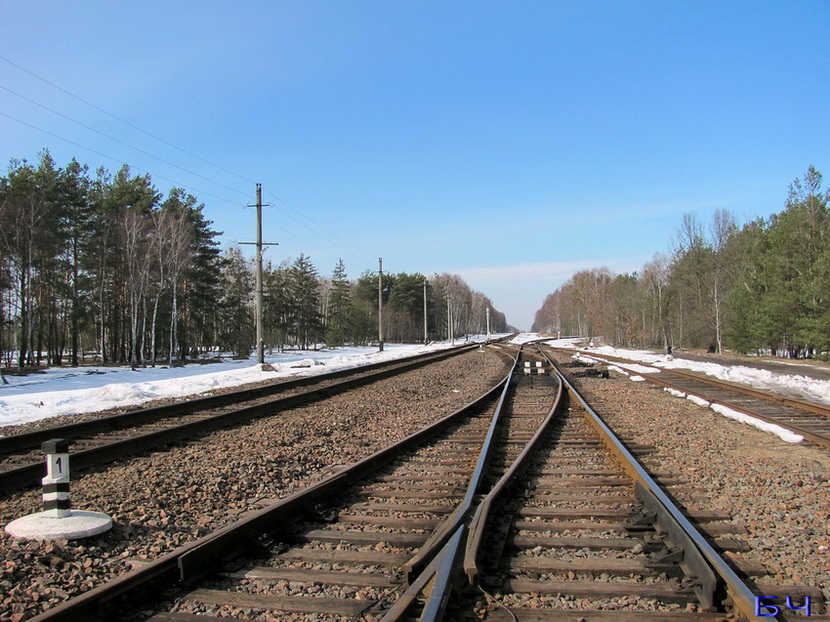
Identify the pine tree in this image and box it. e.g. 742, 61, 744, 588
58, 159, 94, 366
179, 198, 222, 357
288, 254, 323, 349
263, 261, 290, 352
326, 259, 351, 347
724, 219, 771, 354
217, 247, 254, 357
387, 273, 424, 342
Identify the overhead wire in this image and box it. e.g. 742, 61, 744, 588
0, 111, 242, 207
0, 54, 259, 188
263, 190, 375, 266
1, 103, 368, 267
254, 208, 374, 273
1, 56, 377, 270
0, 83, 248, 199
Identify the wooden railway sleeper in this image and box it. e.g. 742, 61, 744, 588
541, 347, 772, 618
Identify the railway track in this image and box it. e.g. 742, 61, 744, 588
0, 344, 486, 493
554, 347, 830, 450
13, 341, 828, 620
399, 346, 826, 621
24, 344, 546, 620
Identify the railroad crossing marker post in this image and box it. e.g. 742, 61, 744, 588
4, 439, 112, 541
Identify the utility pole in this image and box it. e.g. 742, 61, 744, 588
465, 303, 469, 342
255, 184, 264, 364
378, 257, 384, 352
423, 278, 428, 344
241, 184, 277, 367
447, 297, 454, 346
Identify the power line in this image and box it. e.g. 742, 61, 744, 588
0, 83, 248, 199
4, 107, 364, 266
257, 209, 372, 271
0, 54, 259, 188
263, 190, 375, 264
0, 111, 242, 206
1, 55, 378, 268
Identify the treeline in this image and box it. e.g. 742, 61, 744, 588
219, 251, 509, 356
532, 166, 830, 358
0, 151, 508, 369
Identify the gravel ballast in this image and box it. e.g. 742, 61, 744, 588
0, 348, 508, 621
562, 364, 830, 612
6, 346, 826, 621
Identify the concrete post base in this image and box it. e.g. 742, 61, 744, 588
4, 510, 112, 541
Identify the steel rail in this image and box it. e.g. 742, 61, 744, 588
568, 349, 830, 450
633, 372, 830, 450
542, 350, 773, 622
400, 344, 522, 582
664, 367, 830, 418
0, 343, 485, 493
562, 347, 830, 418
387, 349, 564, 622
26, 347, 515, 622
379, 525, 468, 622
462, 365, 564, 584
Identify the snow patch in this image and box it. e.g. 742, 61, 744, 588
686, 395, 711, 407
0, 336, 504, 427
557, 342, 830, 406
710, 403, 803, 444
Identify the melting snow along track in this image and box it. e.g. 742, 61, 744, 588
557, 349, 830, 450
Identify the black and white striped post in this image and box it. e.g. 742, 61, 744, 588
4, 438, 112, 541
42, 438, 71, 518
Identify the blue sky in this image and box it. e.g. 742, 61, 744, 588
2, 1, 828, 330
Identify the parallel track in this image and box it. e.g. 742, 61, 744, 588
0, 344, 484, 493
25, 343, 529, 621
557, 348, 830, 449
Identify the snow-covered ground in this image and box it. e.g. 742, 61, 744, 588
549, 338, 830, 444
4, 333, 828, 447
0, 336, 500, 428
557, 341, 830, 406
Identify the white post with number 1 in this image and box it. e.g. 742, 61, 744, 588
5, 438, 112, 540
